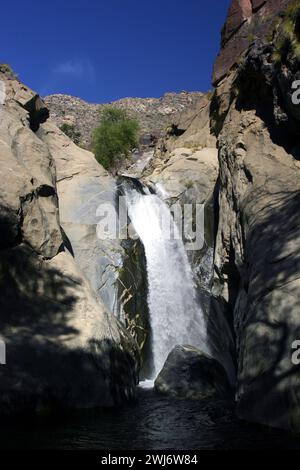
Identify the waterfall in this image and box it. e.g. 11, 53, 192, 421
123, 180, 209, 378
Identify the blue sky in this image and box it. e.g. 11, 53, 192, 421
1, 0, 231, 102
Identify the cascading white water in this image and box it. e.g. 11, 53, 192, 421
124, 183, 209, 378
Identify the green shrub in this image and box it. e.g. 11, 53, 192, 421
60, 123, 81, 145
92, 107, 139, 170
272, 32, 293, 63
285, 0, 300, 22
0, 63, 16, 77
247, 33, 255, 43
292, 39, 300, 60
272, 0, 300, 64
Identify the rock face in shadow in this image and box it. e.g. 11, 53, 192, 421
117, 237, 152, 378
211, 1, 300, 431
213, 0, 291, 85
154, 345, 232, 400
0, 247, 139, 414
0, 71, 139, 415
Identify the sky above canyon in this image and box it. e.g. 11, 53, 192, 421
2, 0, 231, 102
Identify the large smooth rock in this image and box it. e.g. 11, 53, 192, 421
37, 121, 124, 315
2, 73, 49, 130
146, 93, 216, 177
0, 72, 139, 414
148, 147, 218, 203
154, 345, 232, 400
0, 92, 62, 258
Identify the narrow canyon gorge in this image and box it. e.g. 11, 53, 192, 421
1, 0, 300, 451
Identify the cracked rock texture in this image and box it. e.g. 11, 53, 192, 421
211, 0, 300, 430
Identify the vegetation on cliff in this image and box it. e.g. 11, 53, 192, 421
92, 107, 139, 170
60, 123, 82, 145
0, 63, 16, 78
272, 0, 300, 64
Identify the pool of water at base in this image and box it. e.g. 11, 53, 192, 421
0, 387, 300, 450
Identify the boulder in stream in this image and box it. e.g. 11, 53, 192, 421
154, 345, 232, 400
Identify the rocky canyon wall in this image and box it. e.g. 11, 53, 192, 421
211, 0, 300, 430
213, 0, 291, 84
1, 0, 300, 432
0, 69, 139, 415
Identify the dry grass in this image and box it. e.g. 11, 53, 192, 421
272, 1, 300, 64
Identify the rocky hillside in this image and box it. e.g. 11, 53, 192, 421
44, 92, 203, 148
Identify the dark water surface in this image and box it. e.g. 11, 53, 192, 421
1, 387, 300, 450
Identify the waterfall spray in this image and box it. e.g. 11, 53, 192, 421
124, 181, 208, 378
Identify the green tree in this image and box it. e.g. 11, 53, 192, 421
60, 123, 81, 145
0, 63, 16, 78
92, 107, 139, 170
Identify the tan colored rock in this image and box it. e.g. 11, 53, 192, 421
37, 121, 124, 313
0, 106, 61, 257
146, 94, 217, 182
0, 71, 139, 414
170, 94, 217, 150
0, 81, 5, 105
148, 147, 218, 203
2, 75, 49, 131
3, 76, 37, 106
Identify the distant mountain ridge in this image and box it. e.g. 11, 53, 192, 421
44, 91, 203, 148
